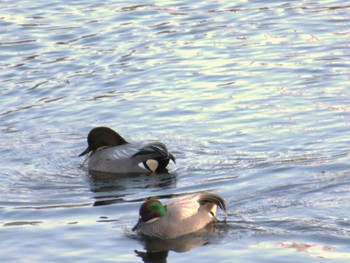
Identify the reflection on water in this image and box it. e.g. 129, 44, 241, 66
135, 250, 168, 263
133, 223, 227, 263
88, 170, 177, 188
88, 171, 177, 206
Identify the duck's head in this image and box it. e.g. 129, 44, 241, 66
79, 126, 128, 157
132, 199, 167, 231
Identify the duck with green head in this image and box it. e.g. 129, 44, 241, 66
133, 192, 226, 239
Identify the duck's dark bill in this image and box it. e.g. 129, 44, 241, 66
79, 146, 91, 157
132, 218, 142, 231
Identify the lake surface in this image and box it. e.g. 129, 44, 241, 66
1, 0, 349, 262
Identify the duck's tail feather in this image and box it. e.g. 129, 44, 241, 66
131, 142, 175, 173
198, 192, 227, 212
132, 142, 175, 162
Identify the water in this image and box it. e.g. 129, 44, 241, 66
1, 0, 349, 262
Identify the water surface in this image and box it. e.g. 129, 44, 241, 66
1, 0, 349, 262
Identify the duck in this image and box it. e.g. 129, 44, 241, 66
79, 126, 175, 174
132, 192, 226, 239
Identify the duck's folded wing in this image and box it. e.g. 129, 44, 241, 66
131, 142, 175, 163
170, 193, 226, 223
166, 193, 226, 222
166, 195, 202, 221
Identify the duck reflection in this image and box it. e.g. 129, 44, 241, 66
133, 223, 226, 263
87, 170, 177, 207
135, 250, 168, 263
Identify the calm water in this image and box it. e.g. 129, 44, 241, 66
1, 0, 349, 262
